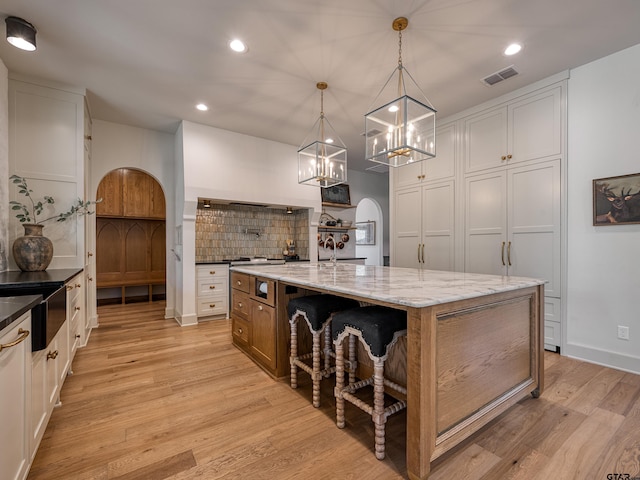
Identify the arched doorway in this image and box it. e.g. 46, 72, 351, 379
95, 168, 166, 304
355, 198, 384, 266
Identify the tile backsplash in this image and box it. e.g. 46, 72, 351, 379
195, 203, 309, 262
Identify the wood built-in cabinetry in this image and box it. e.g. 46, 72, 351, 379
390, 80, 565, 351
231, 271, 283, 375
96, 168, 166, 302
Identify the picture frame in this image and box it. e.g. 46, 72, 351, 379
321, 184, 351, 205
593, 172, 640, 225
355, 221, 375, 245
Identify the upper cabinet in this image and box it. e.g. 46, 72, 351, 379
96, 168, 165, 219
463, 85, 562, 173
393, 122, 457, 189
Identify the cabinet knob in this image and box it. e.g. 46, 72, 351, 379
76, 334, 81, 339
209, 285, 216, 289
501, 155, 507, 161
237, 281, 242, 286
507, 154, 512, 159
47, 350, 59, 360
88, 277, 93, 282
87, 252, 93, 257
238, 302, 243, 308
210, 271, 216, 275
75, 306, 81, 311
76, 283, 82, 288
258, 305, 263, 311
238, 328, 243, 334
209, 304, 216, 308
66, 285, 73, 291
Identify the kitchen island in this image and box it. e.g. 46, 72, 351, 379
230, 263, 544, 480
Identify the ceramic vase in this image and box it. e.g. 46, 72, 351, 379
12, 224, 53, 271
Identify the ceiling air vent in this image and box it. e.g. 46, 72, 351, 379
482, 65, 519, 86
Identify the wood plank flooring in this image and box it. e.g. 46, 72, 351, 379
28, 302, 640, 479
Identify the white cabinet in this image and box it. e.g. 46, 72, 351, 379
393, 181, 456, 271
463, 85, 562, 173
393, 122, 457, 189
196, 264, 229, 319
0, 312, 31, 480
392, 121, 457, 270
464, 159, 561, 296
67, 273, 84, 361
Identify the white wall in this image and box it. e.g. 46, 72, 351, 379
0, 59, 7, 271
177, 120, 322, 324
91, 120, 176, 319
566, 43, 640, 373
347, 170, 390, 259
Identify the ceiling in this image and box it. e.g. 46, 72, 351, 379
2, 0, 640, 173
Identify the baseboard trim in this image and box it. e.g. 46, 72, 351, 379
563, 342, 640, 375
175, 312, 198, 327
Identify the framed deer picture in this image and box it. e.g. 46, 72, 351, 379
593, 172, 640, 225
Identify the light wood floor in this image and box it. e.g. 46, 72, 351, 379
28, 302, 640, 480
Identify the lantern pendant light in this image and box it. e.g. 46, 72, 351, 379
365, 17, 436, 168
298, 82, 347, 188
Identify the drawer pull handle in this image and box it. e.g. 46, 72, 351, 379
76, 283, 82, 288
237, 280, 242, 285
238, 302, 243, 308
210, 271, 215, 275
238, 328, 243, 334
0, 328, 29, 352
47, 350, 59, 360
209, 304, 216, 308
66, 285, 73, 291
88, 276, 93, 282
258, 305, 263, 311
209, 285, 216, 289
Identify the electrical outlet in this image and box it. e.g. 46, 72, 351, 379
618, 325, 630, 341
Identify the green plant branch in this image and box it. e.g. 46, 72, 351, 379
10, 175, 101, 225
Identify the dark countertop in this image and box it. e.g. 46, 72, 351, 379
195, 261, 232, 265
0, 268, 84, 292
0, 295, 41, 334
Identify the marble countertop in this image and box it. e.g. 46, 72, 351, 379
230, 263, 545, 308
0, 295, 41, 334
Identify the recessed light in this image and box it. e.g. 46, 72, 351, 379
504, 43, 522, 56
229, 39, 247, 53
196, 103, 208, 111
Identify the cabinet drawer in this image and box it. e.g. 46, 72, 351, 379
232, 317, 250, 346
196, 265, 229, 279
197, 278, 227, 296
197, 296, 228, 317
231, 290, 251, 321
231, 272, 250, 293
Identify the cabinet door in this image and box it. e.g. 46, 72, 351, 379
464, 171, 508, 275
0, 314, 31, 480
422, 181, 455, 271
509, 87, 562, 165
123, 169, 152, 218
507, 160, 561, 296
393, 187, 421, 268
30, 349, 48, 458
250, 300, 277, 370
464, 106, 508, 173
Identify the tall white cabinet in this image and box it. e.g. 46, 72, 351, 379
392, 122, 457, 271
391, 76, 566, 351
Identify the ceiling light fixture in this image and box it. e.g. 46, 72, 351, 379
504, 43, 522, 56
229, 39, 247, 53
298, 82, 347, 188
365, 17, 436, 168
196, 103, 208, 111
5, 16, 37, 52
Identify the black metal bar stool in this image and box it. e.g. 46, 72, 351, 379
332, 305, 407, 460
287, 294, 360, 407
